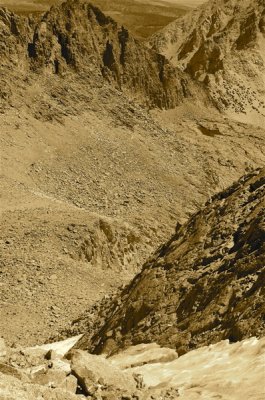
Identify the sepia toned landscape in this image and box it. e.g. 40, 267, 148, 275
1, 0, 194, 38
0, 0, 264, 399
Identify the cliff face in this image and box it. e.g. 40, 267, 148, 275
150, 0, 265, 119
0, 8, 31, 103
73, 168, 265, 355
0, 0, 198, 110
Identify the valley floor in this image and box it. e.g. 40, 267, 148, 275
1, 98, 265, 346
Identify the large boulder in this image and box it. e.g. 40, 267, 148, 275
0, 372, 84, 400
67, 349, 136, 397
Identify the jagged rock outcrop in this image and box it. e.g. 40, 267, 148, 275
150, 0, 265, 119
72, 168, 265, 355
76, 217, 149, 271
0, 0, 200, 110
0, 8, 31, 104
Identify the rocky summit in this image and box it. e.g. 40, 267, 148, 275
72, 168, 265, 356
0, 0, 200, 110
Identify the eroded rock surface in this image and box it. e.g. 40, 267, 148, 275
73, 168, 265, 355
150, 0, 265, 123
1, 0, 265, 350
0, 0, 199, 110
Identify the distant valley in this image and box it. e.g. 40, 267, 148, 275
1, 0, 196, 38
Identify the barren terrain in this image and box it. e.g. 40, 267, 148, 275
63, 168, 265, 355
1, 88, 264, 346
1, 0, 264, 347
150, 0, 265, 124
1, 0, 192, 38
0, 334, 264, 399
0, 0, 264, 398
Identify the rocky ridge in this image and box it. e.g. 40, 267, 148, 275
66, 168, 265, 355
150, 0, 265, 122
0, 0, 189, 40
0, 0, 201, 111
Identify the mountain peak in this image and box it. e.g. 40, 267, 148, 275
0, 0, 201, 110
150, 0, 265, 123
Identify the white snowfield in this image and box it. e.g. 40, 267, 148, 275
110, 337, 265, 400
30, 334, 83, 356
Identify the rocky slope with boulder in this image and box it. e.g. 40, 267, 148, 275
1, 0, 265, 350
70, 168, 265, 356
0, 334, 264, 399
0, 3, 265, 398
150, 0, 265, 124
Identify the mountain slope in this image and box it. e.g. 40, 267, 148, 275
72, 168, 265, 355
150, 0, 265, 124
0, 0, 200, 110
1, 0, 265, 348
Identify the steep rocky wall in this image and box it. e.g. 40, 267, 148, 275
73, 168, 265, 355
150, 0, 265, 117
0, 8, 32, 103
0, 0, 198, 110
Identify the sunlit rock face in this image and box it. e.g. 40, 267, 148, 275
0, 0, 199, 110
0, 1, 203, 40
150, 0, 265, 122
74, 168, 265, 356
